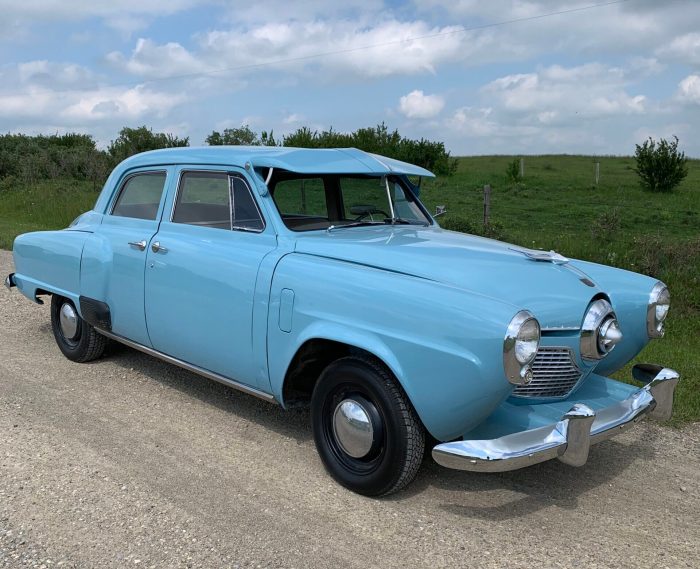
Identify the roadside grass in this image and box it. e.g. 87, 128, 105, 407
1, 154, 698, 423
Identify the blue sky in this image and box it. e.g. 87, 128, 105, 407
1, 0, 699, 156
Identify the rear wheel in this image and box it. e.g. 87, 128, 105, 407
50, 296, 107, 362
311, 356, 425, 496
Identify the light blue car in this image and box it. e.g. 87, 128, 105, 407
5, 146, 679, 496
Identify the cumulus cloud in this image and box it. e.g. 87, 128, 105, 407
398, 90, 445, 119
0, 61, 186, 124
482, 63, 647, 123
108, 19, 467, 79
657, 32, 700, 66
676, 75, 700, 105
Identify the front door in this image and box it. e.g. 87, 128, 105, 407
144, 168, 276, 387
95, 169, 170, 346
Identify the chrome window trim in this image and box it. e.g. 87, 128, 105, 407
109, 170, 168, 218
170, 169, 266, 234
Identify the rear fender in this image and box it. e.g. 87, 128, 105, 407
12, 230, 89, 308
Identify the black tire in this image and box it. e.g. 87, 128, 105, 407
311, 355, 425, 496
50, 295, 108, 363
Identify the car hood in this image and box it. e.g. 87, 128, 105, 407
293, 225, 602, 329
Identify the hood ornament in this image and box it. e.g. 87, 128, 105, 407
512, 247, 569, 265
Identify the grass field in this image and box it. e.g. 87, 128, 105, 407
0, 154, 698, 424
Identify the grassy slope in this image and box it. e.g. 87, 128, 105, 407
0, 155, 698, 423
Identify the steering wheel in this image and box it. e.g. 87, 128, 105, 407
353, 207, 390, 221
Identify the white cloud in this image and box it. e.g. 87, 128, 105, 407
657, 32, 700, 66
0, 61, 186, 123
2, 1, 209, 31
398, 90, 445, 119
109, 19, 467, 80
482, 63, 647, 123
676, 75, 700, 105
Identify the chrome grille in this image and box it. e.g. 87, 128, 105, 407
512, 346, 583, 398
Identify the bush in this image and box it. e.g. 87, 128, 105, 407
591, 207, 621, 241
634, 136, 688, 193
505, 158, 522, 184
206, 122, 458, 176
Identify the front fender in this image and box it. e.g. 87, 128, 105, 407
267, 253, 522, 441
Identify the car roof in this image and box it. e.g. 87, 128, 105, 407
117, 146, 435, 177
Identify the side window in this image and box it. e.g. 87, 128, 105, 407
273, 178, 328, 218
172, 171, 231, 230
231, 177, 265, 232
112, 172, 166, 220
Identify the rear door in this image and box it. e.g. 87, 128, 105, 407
94, 168, 170, 346
144, 167, 277, 387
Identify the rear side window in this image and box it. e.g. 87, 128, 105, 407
173, 172, 231, 230
112, 172, 167, 220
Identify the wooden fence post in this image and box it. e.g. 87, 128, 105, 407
595, 162, 600, 185
483, 184, 491, 227
520, 157, 525, 178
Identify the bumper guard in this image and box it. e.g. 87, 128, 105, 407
432, 364, 679, 472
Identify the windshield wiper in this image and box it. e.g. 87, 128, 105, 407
327, 221, 385, 232
390, 218, 430, 226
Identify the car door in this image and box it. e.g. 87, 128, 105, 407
93, 168, 170, 346
144, 168, 277, 387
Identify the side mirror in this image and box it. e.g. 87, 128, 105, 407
434, 205, 447, 217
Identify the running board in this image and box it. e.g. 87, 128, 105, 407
96, 328, 277, 404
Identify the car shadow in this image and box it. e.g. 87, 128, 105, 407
107, 342, 315, 443
393, 434, 654, 518
101, 342, 657, 513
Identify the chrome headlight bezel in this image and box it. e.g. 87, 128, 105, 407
580, 299, 622, 361
647, 282, 670, 339
503, 310, 541, 385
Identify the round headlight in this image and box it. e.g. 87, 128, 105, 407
647, 282, 670, 338
515, 318, 540, 364
504, 311, 541, 385
580, 299, 622, 360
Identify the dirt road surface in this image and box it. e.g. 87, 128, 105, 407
0, 250, 698, 568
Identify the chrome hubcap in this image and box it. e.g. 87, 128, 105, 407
59, 302, 79, 340
332, 399, 374, 458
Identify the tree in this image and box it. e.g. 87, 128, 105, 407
634, 135, 688, 193
108, 126, 189, 163
205, 125, 261, 146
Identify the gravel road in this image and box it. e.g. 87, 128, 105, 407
0, 249, 698, 568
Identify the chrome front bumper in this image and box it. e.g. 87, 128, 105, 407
432, 364, 679, 472
4, 273, 15, 290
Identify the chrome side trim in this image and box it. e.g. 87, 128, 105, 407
4, 273, 15, 290
432, 364, 679, 472
95, 328, 277, 404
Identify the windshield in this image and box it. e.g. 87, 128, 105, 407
270, 174, 431, 232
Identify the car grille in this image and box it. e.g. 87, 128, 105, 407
512, 346, 583, 398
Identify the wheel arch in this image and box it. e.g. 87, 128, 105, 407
279, 326, 407, 410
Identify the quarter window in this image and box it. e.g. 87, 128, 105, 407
231, 177, 265, 232
112, 172, 167, 220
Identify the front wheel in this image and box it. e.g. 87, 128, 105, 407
311, 356, 425, 496
50, 296, 108, 363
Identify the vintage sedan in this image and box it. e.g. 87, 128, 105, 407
5, 146, 678, 496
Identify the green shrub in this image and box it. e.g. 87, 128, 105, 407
505, 158, 522, 184
634, 136, 688, 193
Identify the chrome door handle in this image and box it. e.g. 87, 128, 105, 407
128, 240, 147, 251
151, 241, 168, 254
